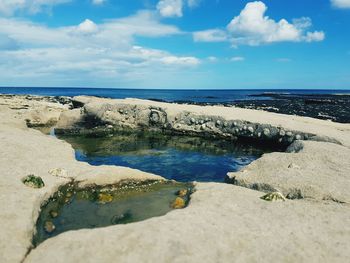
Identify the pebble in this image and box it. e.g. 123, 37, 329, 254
176, 189, 188, 197
263, 128, 270, 136
171, 197, 186, 209
44, 221, 56, 233
50, 210, 58, 218
286, 131, 293, 137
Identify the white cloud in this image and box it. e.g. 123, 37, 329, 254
0, 11, 200, 86
0, 0, 71, 15
156, 0, 202, 18
76, 19, 99, 34
304, 31, 325, 42
157, 0, 183, 17
230, 56, 245, 62
331, 0, 350, 8
193, 29, 228, 42
187, 0, 201, 8
92, 0, 106, 5
194, 1, 325, 46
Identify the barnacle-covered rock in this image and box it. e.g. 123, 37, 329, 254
260, 192, 286, 202
22, 175, 45, 189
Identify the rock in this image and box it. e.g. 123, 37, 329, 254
260, 192, 286, 202
49, 168, 68, 178
98, 193, 113, 204
295, 134, 302, 140
50, 211, 59, 218
216, 120, 221, 126
171, 197, 186, 209
288, 163, 301, 169
286, 131, 293, 137
279, 130, 286, 136
176, 189, 188, 197
263, 128, 270, 137
248, 127, 254, 133
190, 118, 195, 124
44, 221, 56, 234
149, 111, 160, 124
201, 124, 206, 130
22, 175, 45, 189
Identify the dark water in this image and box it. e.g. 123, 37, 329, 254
58, 132, 282, 183
34, 181, 193, 246
1, 87, 350, 104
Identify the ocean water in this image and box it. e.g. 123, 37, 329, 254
1, 87, 350, 103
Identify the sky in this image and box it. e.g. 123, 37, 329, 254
0, 0, 349, 89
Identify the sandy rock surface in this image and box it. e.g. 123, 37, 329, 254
0, 95, 349, 263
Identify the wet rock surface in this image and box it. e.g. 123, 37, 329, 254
160, 93, 350, 123
232, 93, 350, 123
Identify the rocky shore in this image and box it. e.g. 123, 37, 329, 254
0, 94, 350, 263
168, 92, 350, 123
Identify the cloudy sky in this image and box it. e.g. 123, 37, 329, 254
0, 0, 349, 89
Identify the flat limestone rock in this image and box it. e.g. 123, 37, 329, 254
227, 140, 350, 203
0, 95, 350, 263
25, 183, 350, 263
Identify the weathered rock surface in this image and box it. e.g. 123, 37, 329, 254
0, 94, 350, 263
56, 96, 350, 148
227, 140, 350, 203
0, 97, 163, 263
26, 183, 350, 263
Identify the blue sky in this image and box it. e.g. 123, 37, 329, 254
0, 0, 349, 89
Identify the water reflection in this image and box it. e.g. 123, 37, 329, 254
58, 132, 281, 182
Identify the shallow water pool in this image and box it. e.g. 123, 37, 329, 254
34, 181, 193, 246
58, 132, 282, 182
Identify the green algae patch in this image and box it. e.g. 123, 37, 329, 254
33, 180, 194, 246
22, 175, 45, 189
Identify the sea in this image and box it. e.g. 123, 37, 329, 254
1, 87, 350, 104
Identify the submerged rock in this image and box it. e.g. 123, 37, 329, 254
111, 212, 133, 224
49, 210, 58, 218
44, 221, 56, 234
98, 193, 113, 204
260, 192, 286, 202
176, 189, 188, 197
171, 197, 186, 209
22, 175, 45, 189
